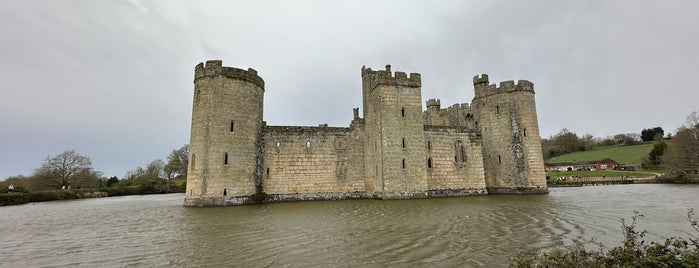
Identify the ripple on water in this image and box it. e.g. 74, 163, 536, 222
1, 185, 698, 267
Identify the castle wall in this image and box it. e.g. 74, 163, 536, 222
186, 60, 264, 206
424, 127, 487, 196
471, 76, 547, 193
185, 61, 548, 207
363, 65, 428, 199
262, 125, 369, 200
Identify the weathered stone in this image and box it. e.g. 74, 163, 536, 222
184, 61, 547, 207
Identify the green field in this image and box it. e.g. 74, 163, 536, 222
546, 143, 655, 164
546, 170, 657, 178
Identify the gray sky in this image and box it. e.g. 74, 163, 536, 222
1, 0, 698, 179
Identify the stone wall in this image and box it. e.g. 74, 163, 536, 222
471, 75, 547, 193
186, 60, 264, 207
185, 62, 548, 207
262, 125, 369, 198
424, 127, 487, 196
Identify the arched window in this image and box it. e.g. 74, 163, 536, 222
230, 121, 235, 132
306, 140, 311, 150
402, 138, 406, 149
427, 158, 433, 169
402, 158, 406, 169
496, 105, 500, 114
224, 153, 229, 165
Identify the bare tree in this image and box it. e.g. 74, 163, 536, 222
33, 150, 98, 189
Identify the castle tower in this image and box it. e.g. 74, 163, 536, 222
361, 65, 428, 199
471, 74, 547, 194
184, 60, 265, 206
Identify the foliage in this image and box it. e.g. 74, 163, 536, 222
542, 129, 591, 159
164, 145, 188, 179
510, 210, 699, 267
0, 192, 29, 206
546, 143, 655, 165
662, 113, 699, 180
644, 140, 667, 166
641, 127, 664, 142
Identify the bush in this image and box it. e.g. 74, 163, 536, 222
511, 210, 699, 267
0, 192, 29, 206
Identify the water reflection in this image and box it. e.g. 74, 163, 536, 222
1, 184, 697, 267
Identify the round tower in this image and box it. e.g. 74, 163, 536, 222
471, 74, 547, 194
184, 60, 265, 206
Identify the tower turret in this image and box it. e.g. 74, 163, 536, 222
361, 64, 428, 199
471, 74, 547, 194
185, 60, 265, 206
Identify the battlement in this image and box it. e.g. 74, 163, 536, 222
194, 60, 265, 89
426, 99, 441, 110
361, 64, 421, 89
473, 75, 534, 98
473, 74, 489, 85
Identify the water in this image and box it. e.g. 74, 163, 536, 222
1, 184, 697, 267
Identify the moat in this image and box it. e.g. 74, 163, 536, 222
1, 184, 698, 267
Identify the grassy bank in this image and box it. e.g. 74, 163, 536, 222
546, 170, 657, 178
0, 178, 186, 206
547, 143, 655, 164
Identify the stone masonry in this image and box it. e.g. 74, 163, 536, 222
184, 60, 547, 207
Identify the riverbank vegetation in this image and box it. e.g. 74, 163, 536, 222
1, 145, 189, 206
511, 210, 699, 267
543, 110, 699, 184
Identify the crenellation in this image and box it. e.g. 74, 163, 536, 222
186, 61, 547, 207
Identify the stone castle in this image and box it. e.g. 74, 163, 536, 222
184, 60, 547, 207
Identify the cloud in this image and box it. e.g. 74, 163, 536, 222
1, 0, 698, 179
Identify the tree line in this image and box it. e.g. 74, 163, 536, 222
1, 145, 189, 194
542, 110, 699, 181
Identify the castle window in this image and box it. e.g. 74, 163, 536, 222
427, 158, 433, 169
195, 90, 201, 104
306, 140, 311, 150
523, 128, 527, 137
401, 107, 405, 117
475, 121, 479, 130
402, 138, 406, 149
498, 155, 502, 164
191, 154, 195, 169
455, 140, 466, 163
496, 105, 500, 114
230, 121, 235, 132
266, 168, 269, 175
224, 153, 229, 165
402, 158, 406, 169
427, 141, 431, 150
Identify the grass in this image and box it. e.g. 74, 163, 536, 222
546, 170, 657, 178
547, 143, 655, 164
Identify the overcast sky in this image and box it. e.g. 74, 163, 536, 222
1, 1, 698, 179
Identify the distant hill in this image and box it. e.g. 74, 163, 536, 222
546, 143, 655, 165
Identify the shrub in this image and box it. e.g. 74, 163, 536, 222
511, 210, 699, 267
0, 192, 29, 206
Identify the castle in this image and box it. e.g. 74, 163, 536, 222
184, 60, 547, 207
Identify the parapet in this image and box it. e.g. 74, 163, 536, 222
473, 74, 534, 98
473, 74, 489, 85
194, 60, 265, 90
426, 99, 441, 110
361, 64, 421, 89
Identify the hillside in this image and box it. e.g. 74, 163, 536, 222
546, 143, 655, 164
